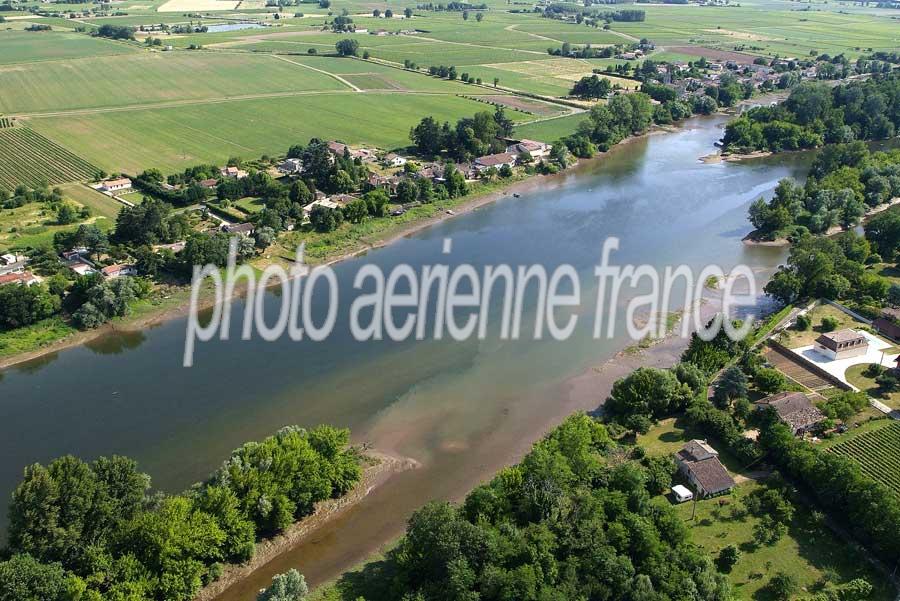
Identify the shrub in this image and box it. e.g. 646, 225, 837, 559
795, 313, 811, 330
821, 315, 840, 332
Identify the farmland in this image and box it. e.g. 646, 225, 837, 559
829, 420, 900, 497
0, 52, 346, 114
0, 30, 136, 65
0, 128, 98, 191
28, 93, 530, 173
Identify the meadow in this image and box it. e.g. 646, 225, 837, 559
0, 51, 345, 114
28, 93, 530, 172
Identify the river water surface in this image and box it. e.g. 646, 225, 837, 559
0, 115, 807, 598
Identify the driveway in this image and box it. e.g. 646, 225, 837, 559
791, 329, 898, 389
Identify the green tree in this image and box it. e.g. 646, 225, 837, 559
335, 38, 359, 56
257, 569, 308, 601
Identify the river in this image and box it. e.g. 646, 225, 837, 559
0, 114, 807, 597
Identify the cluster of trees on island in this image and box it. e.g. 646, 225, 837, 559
0, 425, 360, 601
747, 142, 900, 240
722, 75, 900, 153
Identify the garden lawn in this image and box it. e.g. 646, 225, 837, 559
777, 303, 870, 349
515, 113, 588, 144
844, 364, 900, 410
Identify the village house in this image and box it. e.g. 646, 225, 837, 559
330, 193, 358, 207
814, 329, 868, 361
506, 139, 552, 161
873, 307, 900, 342
220, 166, 248, 179
367, 172, 401, 195
101, 264, 138, 278
754, 391, 826, 436
221, 223, 255, 237
351, 148, 377, 162
327, 141, 350, 157
384, 152, 408, 167
199, 178, 219, 190
0, 271, 38, 287
473, 152, 517, 174
303, 198, 340, 220
279, 158, 304, 175
100, 177, 132, 193
67, 261, 96, 276
674, 440, 735, 498
61, 247, 89, 262
0, 253, 22, 266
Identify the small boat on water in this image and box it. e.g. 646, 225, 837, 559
513, 193, 520, 198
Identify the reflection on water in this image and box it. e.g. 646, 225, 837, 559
84, 330, 147, 356
1, 116, 802, 585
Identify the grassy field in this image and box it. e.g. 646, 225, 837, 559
844, 364, 900, 410
666, 481, 895, 601
0, 30, 136, 65
828, 420, 900, 497
0, 185, 118, 252
0, 51, 348, 114
514, 113, 588, 143
609, 5, 900, 59
0, 317, 77, 360
28, 93, 530, 173
0, 128, 99, 191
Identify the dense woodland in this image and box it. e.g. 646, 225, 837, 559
0, 425, 360, 601
747, 143, 900, 240
722, 75, 900, 153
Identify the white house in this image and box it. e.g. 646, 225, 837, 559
506, 139, 552, 161
279, 158, 304, 174
473, 152, 517, 173
101, 264, 138, 278
384, 153, 408, 167
813, 329, 868, 361
100, 177, 132, 193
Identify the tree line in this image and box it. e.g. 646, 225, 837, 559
0, 425, 360, 601
722, 75, 900, 153
748, 142, 900, 240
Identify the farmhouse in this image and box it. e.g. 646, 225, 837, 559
327, 141, 349, 157
101, 264, 138, 278
0, 253, 22, 266
279, 158, 304, 174
506, 139, 552, 160
67, 261, 96, 276
474, 152, 517, 173
0, 271, 38, 287
222, 223, 255, 237
220, 166, 248, 179
674, 440, 735, 497
303, 198, 340, 219
199, 178, 219, 189
754, 391, 826, 436
814, 329, 868, 361
873, 307, 900, 342
100, 177, 132, 192
384, 152, 407, 167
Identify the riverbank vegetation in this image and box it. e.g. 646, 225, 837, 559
746, 142, 900, 241
722, 75, 900, 154
311, 321, 894, 600
0, 425, 361, 601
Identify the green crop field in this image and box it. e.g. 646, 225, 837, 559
0, 31, 134, 65
0, 128, 98, 191
514, 113, 588, 143
829, 421, 900, 497
28, 93, 530, 173
0, 51, 346, 114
